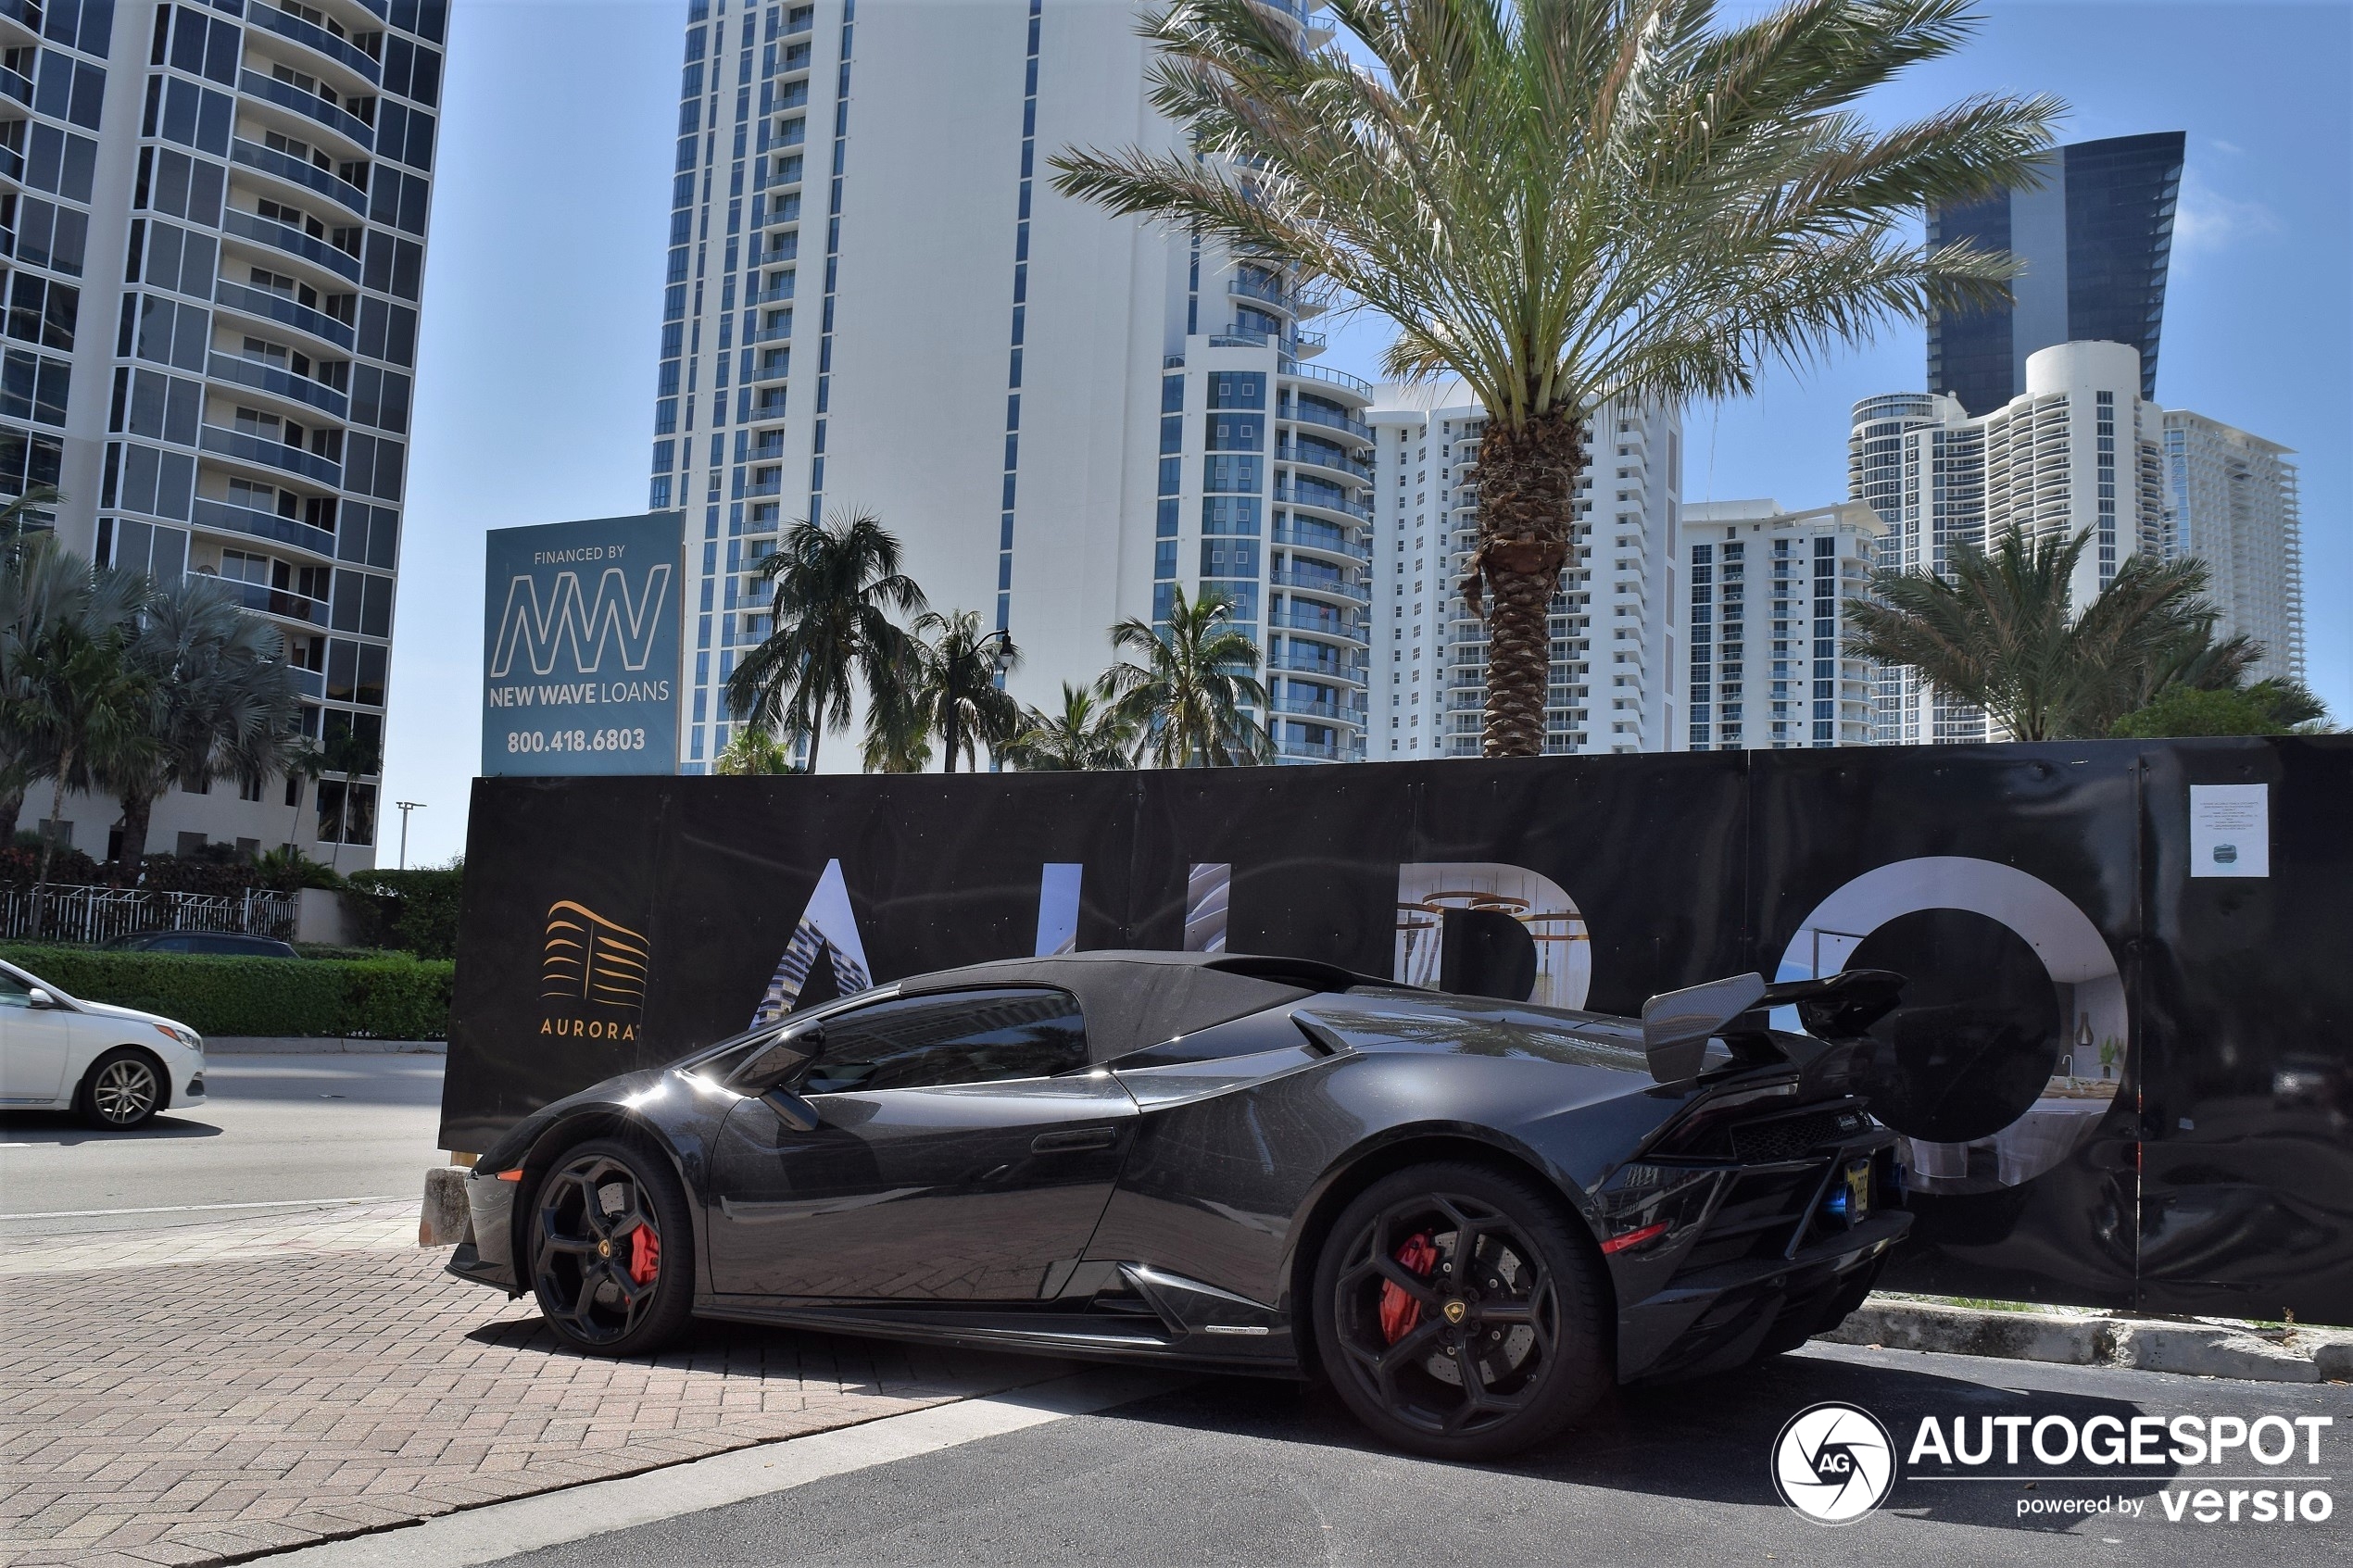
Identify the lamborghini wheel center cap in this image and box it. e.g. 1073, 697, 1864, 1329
1442, 1298, 1468, 1324
597, 1239, 612, 1259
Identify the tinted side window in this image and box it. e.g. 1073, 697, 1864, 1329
151, 934, 195, 952
802, 988, 1086, 1094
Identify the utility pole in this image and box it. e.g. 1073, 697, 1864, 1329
395, 801, 424, 870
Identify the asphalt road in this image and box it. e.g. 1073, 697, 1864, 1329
490, 1344, 2351, 1568
0, 1051, 446, 1238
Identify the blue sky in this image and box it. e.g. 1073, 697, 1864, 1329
382, 0, 2349, 867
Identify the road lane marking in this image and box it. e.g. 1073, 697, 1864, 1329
252, 1368, 1180, 1566
2, 1196, 398, 1220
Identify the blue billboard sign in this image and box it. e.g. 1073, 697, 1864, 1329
481, 512, 685, 776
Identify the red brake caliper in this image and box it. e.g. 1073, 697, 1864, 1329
1378, 1232, 1439, 1344
628, 1223, 661, 1286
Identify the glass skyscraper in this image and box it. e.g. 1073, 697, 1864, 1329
1926, 132, 2184, 416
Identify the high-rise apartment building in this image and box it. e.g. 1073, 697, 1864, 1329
1849, 341, 2166, 743
2160, 410, 2305, 684
2, 0, 443, 865
1927, 132, 2184, 417
1678, 499, 1881, 751
1372, 395, 1682, 759
648, 0, 1377, 770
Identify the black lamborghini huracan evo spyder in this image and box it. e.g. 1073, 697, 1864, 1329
448, 952, 1910, 1458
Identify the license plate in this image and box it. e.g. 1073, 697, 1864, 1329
1844, 1160, 1871, 1223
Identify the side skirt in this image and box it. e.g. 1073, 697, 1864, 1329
692, 1297, 1304, 1379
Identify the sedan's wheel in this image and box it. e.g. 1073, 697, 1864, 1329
527, 1137, 694, 1356
75, 1048, 164, 1130
1313, 1162, 1609, 1459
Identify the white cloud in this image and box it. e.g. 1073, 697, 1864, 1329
2172, 171, 2284, 255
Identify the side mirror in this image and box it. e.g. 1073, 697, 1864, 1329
761, 1086, 823, 1132
1640, 972, 1768, 1084
26, 988, 58, 1010
723, 1025, 822, 1095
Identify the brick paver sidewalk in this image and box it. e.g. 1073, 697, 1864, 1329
0, 1205, 1070, 1566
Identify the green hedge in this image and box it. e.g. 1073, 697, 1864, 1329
0, 946, 454, 1039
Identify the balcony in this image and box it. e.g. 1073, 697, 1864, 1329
0, 0, 38, 43
220, 206, 363, 285
1270, 521, 1366, 561
1278, 359, 1374, 398
748, 356, 790, 385
1284, 399, 1372, 444
745, 280, 796, 307
230, 137, 369, 217
1278, 440, 1373, 483
1273, 695, 1362, 724
1272, 567, 1367, 603
745, 321, 792, 346
744, 397, 789, 422
207, 351, 349, 420
1274, 481, 1370, 523
191, 495, 338, 559
199, 422, 343, 487
760, 194, 802, 227
238, 69, 373, 152
1274, 734, 1341, 761
2, 63, 31, 105
216, 575, 330, 626
1227, 275, 1296, 313
247, 3, 383, 85
1273, 650, 1365, 683
214, 277, 356, 351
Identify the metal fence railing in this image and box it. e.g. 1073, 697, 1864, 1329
0, 884, 301, 946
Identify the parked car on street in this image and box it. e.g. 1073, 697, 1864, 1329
444, 951, 1911, 1459
102, 930, 300, 959
0, 958, 207, 1129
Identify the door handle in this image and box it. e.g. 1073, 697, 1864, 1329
1031, 1126, 1119, 1154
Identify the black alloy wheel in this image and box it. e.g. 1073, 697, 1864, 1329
76, 1048, 164, 1130
1313, 1162, 1609, 1459
528, 1137, 694, 1356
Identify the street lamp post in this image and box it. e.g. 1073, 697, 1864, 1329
395, 801, 425, 870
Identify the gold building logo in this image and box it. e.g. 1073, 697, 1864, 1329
540, 900, 649, 1041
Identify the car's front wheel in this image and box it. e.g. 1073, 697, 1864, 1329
526, 1137, 694, 1356
1312, 1161, 1610, 1460
75, 1047, 165, 1130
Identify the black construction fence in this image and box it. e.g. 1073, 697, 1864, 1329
444, 736, 2352, 1325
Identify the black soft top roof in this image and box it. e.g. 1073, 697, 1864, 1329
893, 950, 1389, 1063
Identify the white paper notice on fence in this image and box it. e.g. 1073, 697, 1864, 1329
2189, 784, 2270, 878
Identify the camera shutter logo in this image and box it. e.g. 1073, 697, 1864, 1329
540, 901, 650, 1039
1771, 1402, 1896, 1524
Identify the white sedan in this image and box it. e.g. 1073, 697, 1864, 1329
0, 958, 207, 1129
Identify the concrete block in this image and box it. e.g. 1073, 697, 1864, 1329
1818, 1300, 2108, 1366
418, 1168, 469, 1248
2108, 1323, 2320, 1383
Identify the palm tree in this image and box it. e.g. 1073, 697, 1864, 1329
1052, 0, 2057, 755
908, 609, 1021, 773
1843, 524, 2247, 741
1003, 683, 1139, 771
283, 734, 327, 850
0, 542, 150, 899
712, 723, 801, 774
0, 485, 61, 568
96, 573, 306, 875
726, 511, 927, 772
1102, 585, 1273, 766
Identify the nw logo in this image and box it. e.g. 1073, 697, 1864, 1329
490, 565, 673, 679
540, 901, 650, 1041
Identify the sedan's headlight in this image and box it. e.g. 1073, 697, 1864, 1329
152, 1022, 202, 1052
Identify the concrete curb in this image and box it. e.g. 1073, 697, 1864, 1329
208, 1037, 447, 1055
1818, 1295, 2353, 1383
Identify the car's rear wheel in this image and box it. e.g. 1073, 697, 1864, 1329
75, 1047, 165, 1130
1312, 1162, 1610, 1460
527, 1137, 694, 1356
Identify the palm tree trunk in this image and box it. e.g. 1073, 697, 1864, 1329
116, 785, 157, 884
804, 722, 822, 775
943, 707, 958, 774
1464, 410, 1584, 758
0, 785, 20, 843
32, 758, 69, 936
